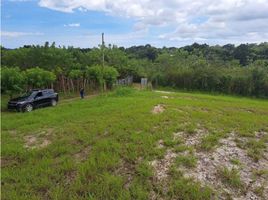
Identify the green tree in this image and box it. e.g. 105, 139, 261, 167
68, 69, 84, 91
25, 67, 56, 89
86, 65, 118, 89
103, 66, 119, 89
1, 67, 25, 98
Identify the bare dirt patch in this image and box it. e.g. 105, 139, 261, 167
73, 146, 91, 162
255, 131, 268, 139
1, 157, 19, 168
24, 128, 53, 149
115, 157, 143, 189
161, 96, 169, 99
150, 150, 177, 181
152, 104, 166, 114
154, 90, 174, 94
174, 128, 208, 146
150, 128, 268, 199
150, 129, 207, 180
157, 139, 165, 149
182, 132, 268, 199
64, 170, 77, 185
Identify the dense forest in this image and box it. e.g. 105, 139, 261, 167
1, 42, 268, 98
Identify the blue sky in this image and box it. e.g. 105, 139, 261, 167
1, 0, 268, 48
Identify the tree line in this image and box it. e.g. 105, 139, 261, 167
1, 42, 268, 98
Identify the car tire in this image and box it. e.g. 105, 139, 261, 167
51, 99, 57, 107
24, 104, 33, 112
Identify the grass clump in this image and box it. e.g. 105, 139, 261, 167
185, 124, 196, 135
246, 139, 266, 162
175, 155, 197, 168
136, 162, 153, 179
174, 145, 191, 153
253, 186, 265, 197
252, 169, 268, 179
168, 178, 214, 200
217, 167, 243, 189
163, 138, 180, 148
200, 131, 225, 151
230, 158, 242, 166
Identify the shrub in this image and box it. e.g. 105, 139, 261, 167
25, 67, 56, 89
1, 67, 25, 97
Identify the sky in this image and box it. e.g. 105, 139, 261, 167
1, 0, 268, 48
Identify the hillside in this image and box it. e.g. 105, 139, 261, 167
1, 88, 268, 200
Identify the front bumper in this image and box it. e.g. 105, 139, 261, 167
7, 103, 23, 111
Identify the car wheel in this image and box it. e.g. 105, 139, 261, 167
51, 99, 57, 106
24, 104, 33, 112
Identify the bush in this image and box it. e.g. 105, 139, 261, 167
103, 66, 119, 89
1, 67, 25, 97
25, 67, 56, 89
86, 65, 119, 89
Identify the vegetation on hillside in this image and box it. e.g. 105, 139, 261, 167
1, 42, 268, 97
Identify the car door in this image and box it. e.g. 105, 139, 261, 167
33, 92, 46, 107
42, 90, 52, 106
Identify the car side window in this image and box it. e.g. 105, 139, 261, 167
35, 92, 43, 98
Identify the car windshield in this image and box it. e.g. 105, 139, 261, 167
20, 91, 35, 98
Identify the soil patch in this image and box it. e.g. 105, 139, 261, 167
24, 128, 53, 149
64, 170, 77, 185
150, 150, 177, 181
154, 90, 174, 94
115, 157, 143, 189
182, 133, 268, 199
161, 96, 169, 99
73, 146, 91, 162
152, 104, 165, 114
174, 128, 208, 146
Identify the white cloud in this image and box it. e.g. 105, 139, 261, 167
78, 7, 87, 12
64, 23, 80, 27
9, 0, 33, 2
1, 31, 44, 38
10, 0, 268, 45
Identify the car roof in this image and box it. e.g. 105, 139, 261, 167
31, 89, 54, 92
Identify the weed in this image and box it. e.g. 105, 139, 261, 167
174, 145, 191, 153
200, 131, 225, 151
253, 186, 264, 197
163, 138, 180, 147
217, 167, 243, 189
185, 124, 196, 135
175, 155, 197, 168
252, 169, 268, 179
246, 139, 266, 161
230, 158, 241, 166
168, 178, 214, 200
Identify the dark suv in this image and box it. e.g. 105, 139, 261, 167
8, 89, 59, 112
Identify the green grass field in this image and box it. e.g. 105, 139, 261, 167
1, 88, 268, 200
